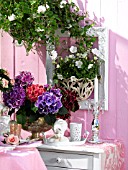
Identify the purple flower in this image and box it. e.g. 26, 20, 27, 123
35, 88, 62, 115
3, 86, 26, 109
15, 71, 34, 87
50, 87, 62, 98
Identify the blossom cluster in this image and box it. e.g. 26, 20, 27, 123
14, 71, 34, 87
51, 45, 101, 82
3, 86, 26, 109
26, 84, 45, 102
2, 71, 79, 126
3, 71, 34, 109
7, 0, 70, 22
0, 0, 92, 53
35, 87, 62, 115
57, 87, 79, 119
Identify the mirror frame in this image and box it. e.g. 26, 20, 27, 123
46, 27, 108, 110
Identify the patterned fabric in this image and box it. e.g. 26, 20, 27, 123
84, 140, 125, 170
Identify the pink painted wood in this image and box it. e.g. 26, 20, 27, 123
1, 0, 128, 169
15, 45, 47, 84
1, 32, 14, 79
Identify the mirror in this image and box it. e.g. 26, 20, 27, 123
46, 27, 108, 110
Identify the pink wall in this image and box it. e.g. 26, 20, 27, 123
86, 0, 128, 169
1, 32, 47, 84
1, 0, 128, 169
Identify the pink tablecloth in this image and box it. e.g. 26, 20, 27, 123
84, 140, 125, 170
0, 148, 47, 170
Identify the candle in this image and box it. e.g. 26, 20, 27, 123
94, 76, 98, 103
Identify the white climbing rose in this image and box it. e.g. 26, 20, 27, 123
37, 5, 47, 13
8, 14, 16, 21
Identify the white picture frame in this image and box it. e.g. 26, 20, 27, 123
46, 27, 108, 110
79, 27, 108, 110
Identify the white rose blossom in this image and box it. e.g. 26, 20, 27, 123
82, 52, 88, 57
60, 0, 67, 8
92, 48, 101, 57
88, 64, 93, 69
36, 28, 45, 32
57, 74, 63, 80
68, 0, 72, 4
67, 24, 72, 29
8, 14, 16, 21
56, 64, 60, 68
75, 60, 83, 68
37, 5, 47, 13
69, 54, 75, 58
69, 46, 77, 53
46, 4, 50, 9
50, 50, 58, 60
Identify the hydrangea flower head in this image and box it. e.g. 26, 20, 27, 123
26, 84, 46, 102
15, 71, 34, 87
35, 87, 62, 115
3, 86, 26, 109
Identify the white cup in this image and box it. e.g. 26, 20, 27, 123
70, 122, 82, 141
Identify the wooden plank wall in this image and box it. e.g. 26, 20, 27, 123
1, 0, 128, 169
87, 0, 128, 169
0, 32, 47, 84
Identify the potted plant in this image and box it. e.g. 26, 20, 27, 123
49, 44, 102, 100
0, 0, 95, 54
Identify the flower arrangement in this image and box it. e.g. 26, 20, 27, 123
2, 71, 79, 127
52, 45, 101, 83
0, 0, 95, 54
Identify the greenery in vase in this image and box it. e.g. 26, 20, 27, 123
0, 0, 95, 54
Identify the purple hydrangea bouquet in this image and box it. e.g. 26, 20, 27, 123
2, 71, 79, 127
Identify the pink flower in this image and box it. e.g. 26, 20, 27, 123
5, 134, 19, 145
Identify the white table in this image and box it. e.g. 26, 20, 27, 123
37, 140, 124, 170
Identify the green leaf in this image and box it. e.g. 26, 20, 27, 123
31, 106, 38, 113
29, 114, 39, 123
16, 114, 27, 126
44, 114, 56, 126
58, 106, 68, 115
